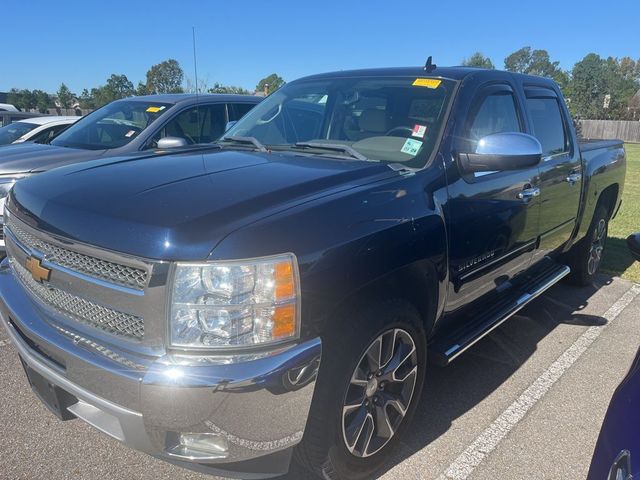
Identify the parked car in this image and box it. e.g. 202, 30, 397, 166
0, 103, 19, 112
0, 66, 626, 479
0, 116, 79, 146
0, 94, 261, 252
0, 110, 44, 127
587, 233, 640, 480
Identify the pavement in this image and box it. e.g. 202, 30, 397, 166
0, 274, 639, 480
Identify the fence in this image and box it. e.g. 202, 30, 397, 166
580, 120, 640, 143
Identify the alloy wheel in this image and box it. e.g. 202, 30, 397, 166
588, 218, 607, 275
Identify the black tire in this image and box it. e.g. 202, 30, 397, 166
294, 299, 427, 480
565, 204, 609, 286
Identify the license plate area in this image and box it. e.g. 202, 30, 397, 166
20, 357, 77, 421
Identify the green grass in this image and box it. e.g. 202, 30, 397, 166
600, 143, 640, 283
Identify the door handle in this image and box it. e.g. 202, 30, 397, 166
566, 173, 582, 185
517, 187, 540, 200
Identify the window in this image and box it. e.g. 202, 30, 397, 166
0, 122, 36, 145
527, 97, 568, 157
469, 92, 521, 142
148, 104, 227, 148
229, 103, 256, 121
30, 124, 71, 144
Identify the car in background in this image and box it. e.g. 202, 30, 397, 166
0, 116, 79, 146
587, 233, 640, 480
0, 103, 19, 112
0, 111, 44, 127
0, 93, 261, 252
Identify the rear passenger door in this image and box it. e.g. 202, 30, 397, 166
525, 87, 582, 257
446, 83, 540, 311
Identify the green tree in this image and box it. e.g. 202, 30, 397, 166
566, 53, 640, 119
32, 90, 51, 113
208, 82, 251, 95
145, 59, 184, 94
78, 89, 96, 109
504, 47, 567, 87
7, 88, 33, 110
56, 83, 74, 109
461, 52, 495, 69
256, 73, 285, 95
136, 81, 149, 96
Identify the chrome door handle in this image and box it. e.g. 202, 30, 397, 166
566, 173, 582, 185
517, 187, 540, 200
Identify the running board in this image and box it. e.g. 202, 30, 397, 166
429, 261, 570, 366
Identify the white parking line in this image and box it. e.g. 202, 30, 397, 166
437, 283, 640, 480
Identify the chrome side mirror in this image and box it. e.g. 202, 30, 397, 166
459, 132, 542, 173
627, 233, 640, 261
225, 121, 237, 132
157, 136, 188, 149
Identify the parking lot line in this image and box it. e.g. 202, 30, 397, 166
436, 283, 640, 480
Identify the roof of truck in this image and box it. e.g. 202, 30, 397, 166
116, 93, 263, 104
296, 66, 558, 85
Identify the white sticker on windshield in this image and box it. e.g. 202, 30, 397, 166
125, 130, 137, 138
401, 138, 422, 156
412, 124, 427, 138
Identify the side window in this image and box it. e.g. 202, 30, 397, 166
526, 97, 568, 157
148, 104, 226, 147
229, 103, 256, 121
31, 124, 70, 143
469, 92, 521, 142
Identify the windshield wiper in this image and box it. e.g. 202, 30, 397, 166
293, 142, 368, 161
220, 135, 268, 152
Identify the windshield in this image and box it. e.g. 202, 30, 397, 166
51, 100, 172, 150
0, 122, 37, 145
224, 76, 455, 167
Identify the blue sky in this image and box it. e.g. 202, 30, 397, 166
2, 0, 638, 94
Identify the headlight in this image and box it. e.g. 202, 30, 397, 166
169, 253, 300, 349
0, 176, 28, 217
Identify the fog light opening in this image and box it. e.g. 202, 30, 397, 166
165, 432, 229, 461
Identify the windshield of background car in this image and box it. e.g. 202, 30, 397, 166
51, 100, 172, 150
224, 76, 455, 167
0, 122, 37, 145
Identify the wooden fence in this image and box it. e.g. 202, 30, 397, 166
580, 120, 640, 143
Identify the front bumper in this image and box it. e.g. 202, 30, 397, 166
0, 261, 321, 479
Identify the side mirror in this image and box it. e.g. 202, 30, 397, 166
627, 233, 640, 261
225, 121, 237, 132
459, 132, 542, 173
157, 136, 188, 149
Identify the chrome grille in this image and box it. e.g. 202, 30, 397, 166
12, 259, 145, 340
6, 215, 148, 290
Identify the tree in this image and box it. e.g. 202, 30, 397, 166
145, 59, 184, 94
78, 89, 96, 109
566, 53, 640, 119
57, 83, 74, 109
136, 81, 149, 96
256, 74, 285, 95
7, 88, 34, 110
208, 82, 251, 95
32, 90, 51, 113
504, 47, 567, 87
461, 52, 495, 69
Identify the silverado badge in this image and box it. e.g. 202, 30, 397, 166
25, 257, 51, 283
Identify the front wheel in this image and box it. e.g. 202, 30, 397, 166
565, 205, 609, 286
295, 299, 427, 480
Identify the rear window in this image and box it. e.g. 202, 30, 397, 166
526, 97, 568, 157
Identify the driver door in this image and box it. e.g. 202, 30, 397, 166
147, 104, 227, 148
445, 83, 541, 312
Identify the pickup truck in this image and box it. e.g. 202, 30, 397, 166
0, 93, 261, 253
0, 66, 626, 480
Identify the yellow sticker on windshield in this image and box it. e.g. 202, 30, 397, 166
146, 106, 165, 113
413, 78, 442, 89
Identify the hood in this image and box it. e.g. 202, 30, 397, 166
9, 149, 397, 260
0, 143, 108, 174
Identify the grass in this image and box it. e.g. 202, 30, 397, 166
600, 143, 640, 283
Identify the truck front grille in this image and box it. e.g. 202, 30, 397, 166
12, 259, 145, 340
6, 216, 148, 290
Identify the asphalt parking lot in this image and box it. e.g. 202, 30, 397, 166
1, 274, 639, 480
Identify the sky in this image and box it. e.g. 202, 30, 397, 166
2, 0, 639, 94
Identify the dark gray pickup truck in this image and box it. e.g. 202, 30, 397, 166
0, 66, 626, 479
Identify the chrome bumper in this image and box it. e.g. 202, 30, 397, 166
0, 261, 321, 479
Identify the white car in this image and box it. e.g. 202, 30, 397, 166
0, 103, 19, 112
0, 116, 79, 146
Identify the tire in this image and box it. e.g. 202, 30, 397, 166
565, 204, 609, 286
295, 299, 427, 480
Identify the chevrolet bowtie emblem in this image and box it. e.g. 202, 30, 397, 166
25, 257, 51, 283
